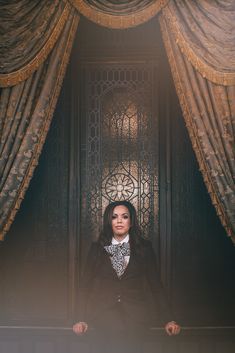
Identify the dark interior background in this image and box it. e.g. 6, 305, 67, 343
0, 16, 234, 329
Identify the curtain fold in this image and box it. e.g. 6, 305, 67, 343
0, 0, 71, 87
69, 0, 169, 28
161, 0, 235, 85
159, 11, 235, 243
0, 4, 79, 240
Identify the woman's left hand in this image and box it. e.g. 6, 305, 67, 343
165, 321, 181, 336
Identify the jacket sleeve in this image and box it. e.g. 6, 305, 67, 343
144, 241, 172, 325
76, 242, 100, 322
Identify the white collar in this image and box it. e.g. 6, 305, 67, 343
112, 234, 129, 245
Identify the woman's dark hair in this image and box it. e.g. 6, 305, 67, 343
98, 200, 144, 251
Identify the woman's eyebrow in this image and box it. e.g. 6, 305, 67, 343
113, 212, 129, 216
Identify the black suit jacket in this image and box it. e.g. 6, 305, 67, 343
77, 239, 172, 329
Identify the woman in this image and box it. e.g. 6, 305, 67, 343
73, 200, 180, 352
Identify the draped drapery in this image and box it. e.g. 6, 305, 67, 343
0, 0, 72, 87
0, 1, 79, 240
160, 0, 235, 86
159, 0, 235, 243
69, 0, 169, 28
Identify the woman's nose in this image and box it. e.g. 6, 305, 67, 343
117, 217, 122, 223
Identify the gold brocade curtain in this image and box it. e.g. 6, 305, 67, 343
160, 0, 235, 85
69, 0, 169, 28
159, 0, 235, 243
0, 1, 79, 240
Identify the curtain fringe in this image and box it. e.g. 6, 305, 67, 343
0, 2, 71, 88
159, 14, 235, 244
69, 0, 169, 29
0, 13, 80, 241
161, 6, 235, 87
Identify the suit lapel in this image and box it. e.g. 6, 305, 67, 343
102, 248, 119, 279
121, 251, 140, 279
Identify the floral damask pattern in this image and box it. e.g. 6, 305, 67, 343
0, 3, 79, 240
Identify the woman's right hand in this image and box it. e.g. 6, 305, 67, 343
72, 322, 88, 335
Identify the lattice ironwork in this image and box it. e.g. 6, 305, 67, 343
104, 173, 135, 201
81, 64, 158, 241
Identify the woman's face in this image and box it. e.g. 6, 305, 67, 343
111, 205, 131, 241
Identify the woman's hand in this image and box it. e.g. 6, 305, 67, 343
165, 321, 181, 336
72, 322, 88, 335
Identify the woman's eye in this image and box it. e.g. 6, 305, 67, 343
112, 215, 117, 219
123, 215, 129, 219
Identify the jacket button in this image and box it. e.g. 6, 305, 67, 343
117, 295, 121, 303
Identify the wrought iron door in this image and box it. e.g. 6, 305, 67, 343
80, 63, 159, 246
